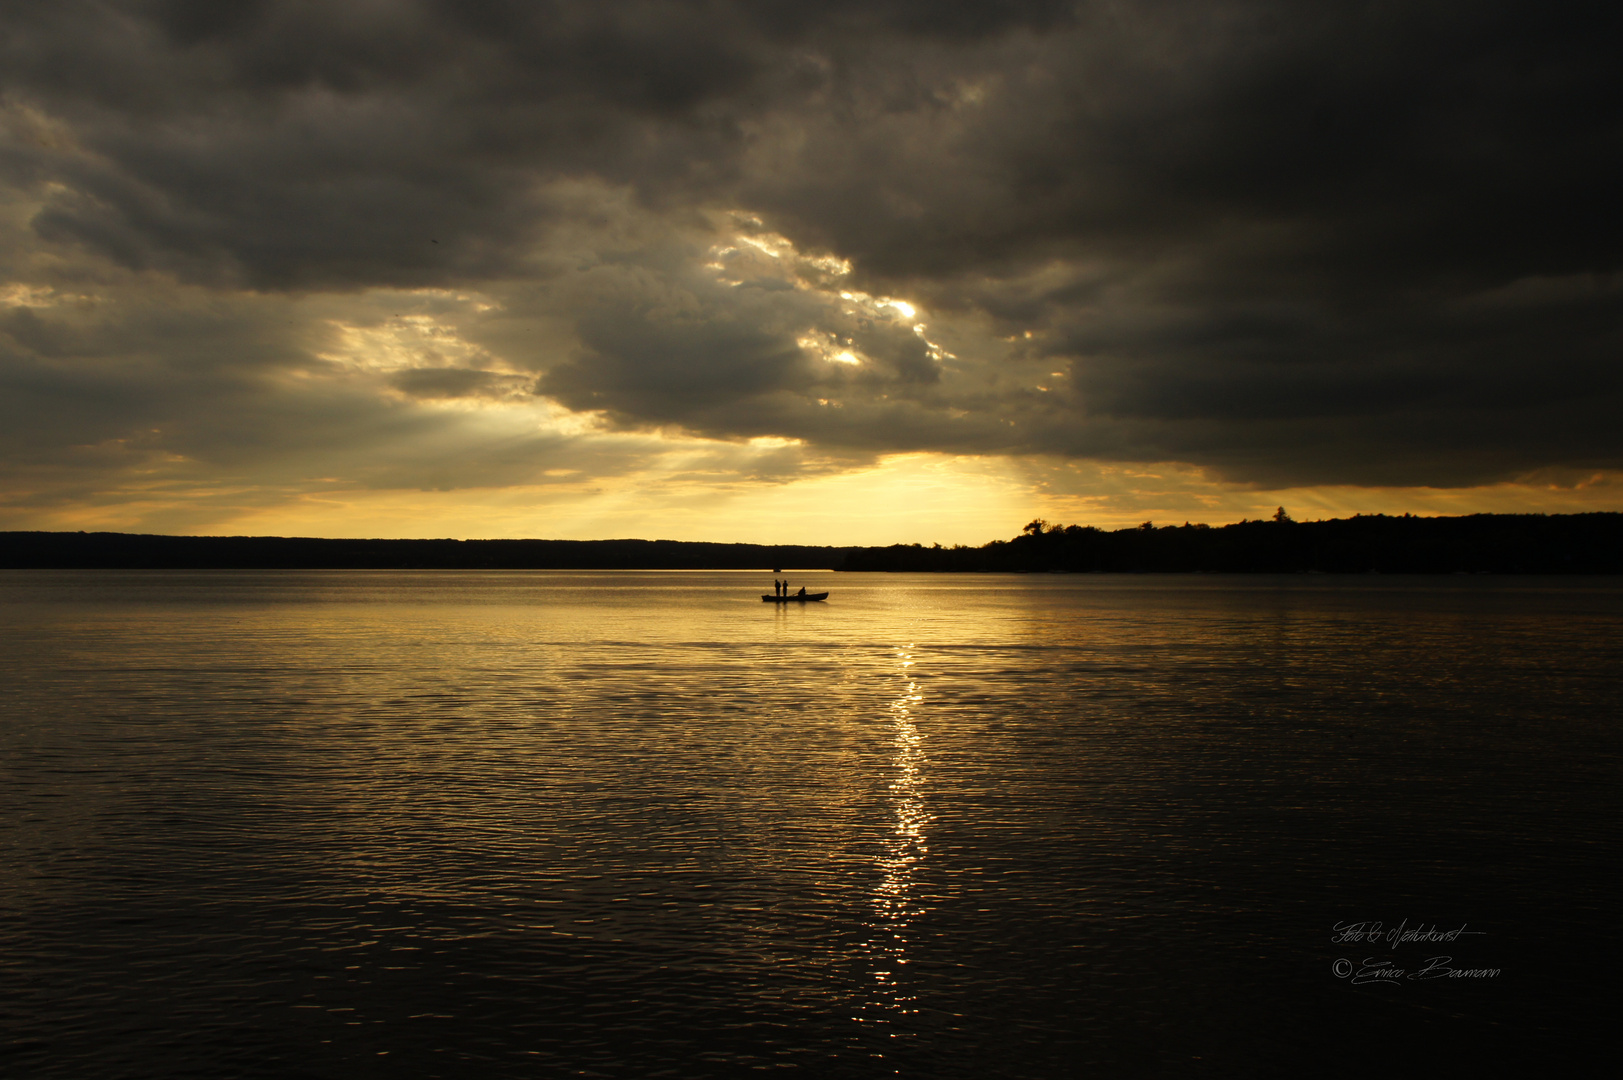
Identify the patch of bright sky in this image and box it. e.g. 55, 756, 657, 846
181, 451, 1037, 543
706, 220, 939, 372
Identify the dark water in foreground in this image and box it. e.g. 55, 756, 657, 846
2, 571, 1618, 1077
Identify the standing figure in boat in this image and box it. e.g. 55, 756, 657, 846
762, 583, 828, 602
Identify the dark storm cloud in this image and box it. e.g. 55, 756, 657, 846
3, 0, 1621, 491
0, 0, 1070, 289
529, 229, 960, 448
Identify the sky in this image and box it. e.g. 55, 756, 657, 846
2, 1, 1620, 545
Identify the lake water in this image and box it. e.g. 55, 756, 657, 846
2, 571, 1618, 1077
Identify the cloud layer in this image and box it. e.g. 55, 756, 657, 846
3, 1, 1621, 535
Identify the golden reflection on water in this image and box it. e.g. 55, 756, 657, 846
859, 643, 931, 1039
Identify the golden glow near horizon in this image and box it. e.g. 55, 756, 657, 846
15, 443, 1622, 546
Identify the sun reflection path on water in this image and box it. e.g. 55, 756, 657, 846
858, 644, 932, 1043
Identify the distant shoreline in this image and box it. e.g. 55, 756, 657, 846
0, 533, 851, 572
4, 513, 1623, 574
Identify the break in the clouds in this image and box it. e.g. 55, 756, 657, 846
2, 1, 1621, 538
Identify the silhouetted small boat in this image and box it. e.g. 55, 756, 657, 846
762, 592, 829, 603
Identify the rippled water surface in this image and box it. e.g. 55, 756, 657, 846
3, 571, 1619, 1077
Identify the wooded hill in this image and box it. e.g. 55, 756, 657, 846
842, 512, 1623, 574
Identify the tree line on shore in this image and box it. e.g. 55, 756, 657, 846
841, 511, 1623, 574
3, 511, 1620, 573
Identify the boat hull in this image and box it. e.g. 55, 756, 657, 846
762, 593, 829, 602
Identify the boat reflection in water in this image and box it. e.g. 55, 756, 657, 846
859, 644, 931, 1043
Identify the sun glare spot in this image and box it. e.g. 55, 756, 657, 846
838, 289, 925, 325
707, 226, 851, 288
797, 330, 863, 366
808, 254, 853, 276
738, 235, 788, 259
